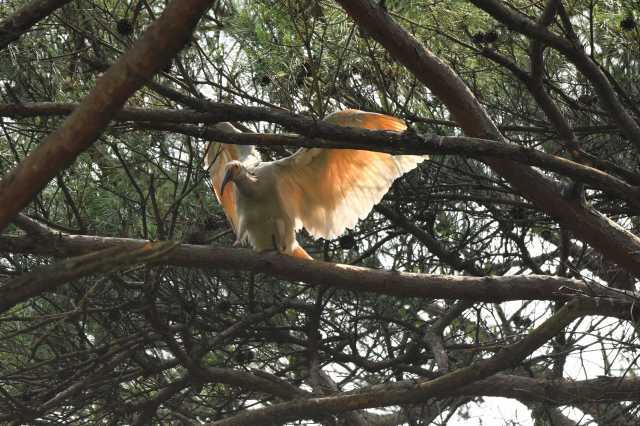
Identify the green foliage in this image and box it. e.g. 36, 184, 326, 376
1, 0, 640, 424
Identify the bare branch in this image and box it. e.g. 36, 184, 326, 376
0, 0, 73, 50
0, 232, 637, 305
0, 0, 213, 233
0, 241, 179, 313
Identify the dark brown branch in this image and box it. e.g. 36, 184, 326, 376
0, 241, 179, 314
480, 47, 583, 162
149, 173, 165, 240
0, 102, 622, 135
529, 1, 556, 83
421, 331, 449, 373
466, 0, 640, 151
140, 123, 640, 210
333, 0, 640, 280
420, 301, 475, 373
56, 174, 87, 234
0, 0, 213, 233
0, 0, 73, 50
3, 102, 639, 201
198, 366, 308, 400
251, 368, 310, 399
0, 232, 637, 305
507, 231, 547, 275
580, 150, 640, 186
200, 298, 634, 426
448, 374, 640, 405
10, 212, 53, 235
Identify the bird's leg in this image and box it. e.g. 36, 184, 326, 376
276, 219, 286, 252
259, 235, 279, 254
232, 221, 246, 247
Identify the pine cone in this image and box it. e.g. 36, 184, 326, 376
472, 29, 486, 44
578, 94, 593, 106
485, 29, 499, 43
116, 19, 134, 36
339, 234, 356, 250
620, 16, 637, 31
235, 350, 254, 363
204, 215, 221, 230
185, 231, 206, 245
217, 301, 231, 312
509, 206, 528, 221
512, 315, 532, 328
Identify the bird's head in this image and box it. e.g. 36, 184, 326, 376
220, 161, 243, 195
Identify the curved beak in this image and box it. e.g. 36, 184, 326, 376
220, 168, 234, 196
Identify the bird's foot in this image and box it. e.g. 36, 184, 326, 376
232, 240, 242, 248
258, 235, 280, 254
265, 234, 286, 253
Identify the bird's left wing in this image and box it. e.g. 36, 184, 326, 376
273, 110, 427, 239
205, 122, 261, 231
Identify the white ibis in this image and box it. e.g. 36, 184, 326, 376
205, 110, 427, 259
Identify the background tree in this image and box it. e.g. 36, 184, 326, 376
0, 0, 639, 424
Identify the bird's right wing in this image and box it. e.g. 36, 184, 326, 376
205, 122, 261, 232
272, 110, 427, 239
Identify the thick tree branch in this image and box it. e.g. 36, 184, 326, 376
0, 241, 179, 314
3, 102, 639, 201
465, 0, 640, 151
0, 0, 73, 50
0, 231, 637, 306
200, 297, 632, 426
0, 101, 622, 134
10, 212, 53, 235
448, 374, 640, 405
199, 367, 309, 400
333, 0, 640, 280
0, 0, 213, 233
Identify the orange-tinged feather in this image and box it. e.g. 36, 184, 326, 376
329, 110, 407, 131
211, 180, 238, 232
206, 141, 239, 231
292, 245, 312, 259
273, 110, 427, 239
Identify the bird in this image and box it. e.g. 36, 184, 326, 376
205, 110, 428, 259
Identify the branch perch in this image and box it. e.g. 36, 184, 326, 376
0, 240, 179, 313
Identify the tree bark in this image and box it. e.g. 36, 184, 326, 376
0, 0, 74, 50
0, 0, 213, 233
1, 231, 637, 307
333, 0, 640, 279
197, 298, 630, 426
0, 241, 178, 314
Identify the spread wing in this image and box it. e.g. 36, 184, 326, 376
205, 122, 261, 231
273, 110, 428, 239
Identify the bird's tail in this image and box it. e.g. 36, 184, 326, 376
291, 245, 312, 259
